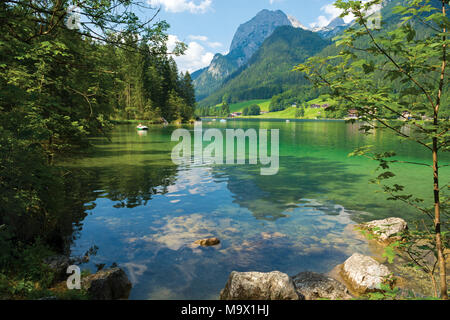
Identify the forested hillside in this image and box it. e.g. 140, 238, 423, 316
198, 26, 330, 107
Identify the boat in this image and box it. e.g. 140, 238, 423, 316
220, 119, 227, 123
137, 124, 149, 131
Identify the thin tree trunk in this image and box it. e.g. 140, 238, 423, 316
432, 1, 448, 300
430, 271, 438, 298
433, 139, 447, 299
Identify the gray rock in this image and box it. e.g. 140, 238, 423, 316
362, 217, 408, 241
292, 272, 352, 300
220, 271, 302, 300
342, 253, 392, 293
82, 268, 132, 300
43, 255, 71, 280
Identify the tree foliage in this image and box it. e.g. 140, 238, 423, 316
0, 0, 193, 298
296, 0, 449, 299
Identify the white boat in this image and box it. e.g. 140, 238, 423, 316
286, 120, 290, 123
220, 119, 227, 123
137, 124, 149, 131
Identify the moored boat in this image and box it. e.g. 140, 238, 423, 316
137, 124, 149, 131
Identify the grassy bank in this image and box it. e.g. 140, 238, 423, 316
228, 99, 271, 113
240, 106, 324, 119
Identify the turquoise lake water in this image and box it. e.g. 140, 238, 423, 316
64, 120, 449, 299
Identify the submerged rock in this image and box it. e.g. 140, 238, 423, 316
292, 271, 352, 300
360, 217, 408, 242
342, 253, 393, 294
194, 238, 221, 247
220, 271, 302, 300
82, 268, 132, 300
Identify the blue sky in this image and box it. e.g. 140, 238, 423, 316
144, 0, 342, 72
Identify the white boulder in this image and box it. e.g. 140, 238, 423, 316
342, 253, 392, 293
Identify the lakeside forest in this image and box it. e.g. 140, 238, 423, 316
0, 0, 449, 300
0, 0, 197, 299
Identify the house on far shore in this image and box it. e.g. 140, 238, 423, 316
230, 112, 242, 118
348, 109, 359, 119
400, 111, 412, 120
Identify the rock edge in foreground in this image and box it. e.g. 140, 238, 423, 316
220, 271, 302, 300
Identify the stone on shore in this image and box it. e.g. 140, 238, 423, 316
82, 268, 132, 300
194, 238, 221, 247
361, 217, 407, 242
43, 255, 71, 280
220, 271, 302, 300
342, 253, 393, 294
292, 271, 352, 300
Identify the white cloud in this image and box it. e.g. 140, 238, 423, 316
168, 35, 215, 72
148, 0, 212, 13
310, 15, 332, 29
188, 35, 223, 48
207, 41, 223, 49
309, 1, 381, 29
188, 35, 209, 41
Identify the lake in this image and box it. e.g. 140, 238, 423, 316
63, 120, 449, 299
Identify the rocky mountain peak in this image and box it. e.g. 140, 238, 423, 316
229, 10, 292, 65
326, 17, 347, 29
193, 9, 307, 100
287, 15, 308, 30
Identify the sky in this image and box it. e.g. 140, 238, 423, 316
141, 0, 346, 73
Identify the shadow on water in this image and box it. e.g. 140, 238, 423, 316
213, 155, 366, 221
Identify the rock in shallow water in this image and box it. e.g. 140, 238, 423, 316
220, 271, 302, 300
292, 271, 352, 300
361, 217, 408, 242
194, 238, 221, 247
82, 268, 132, 300
342, 253, 393, 294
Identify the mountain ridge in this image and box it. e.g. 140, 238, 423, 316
197, 25, 331, 107
193, 9, 307, 100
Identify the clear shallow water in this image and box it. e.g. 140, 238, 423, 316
64, 120, 449, 299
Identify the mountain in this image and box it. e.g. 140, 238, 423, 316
312, 17, 350, 39
193, 10, 306, 101
287, 15, 308, 30
198, 26, 331, 107
229, 9, 294, 67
